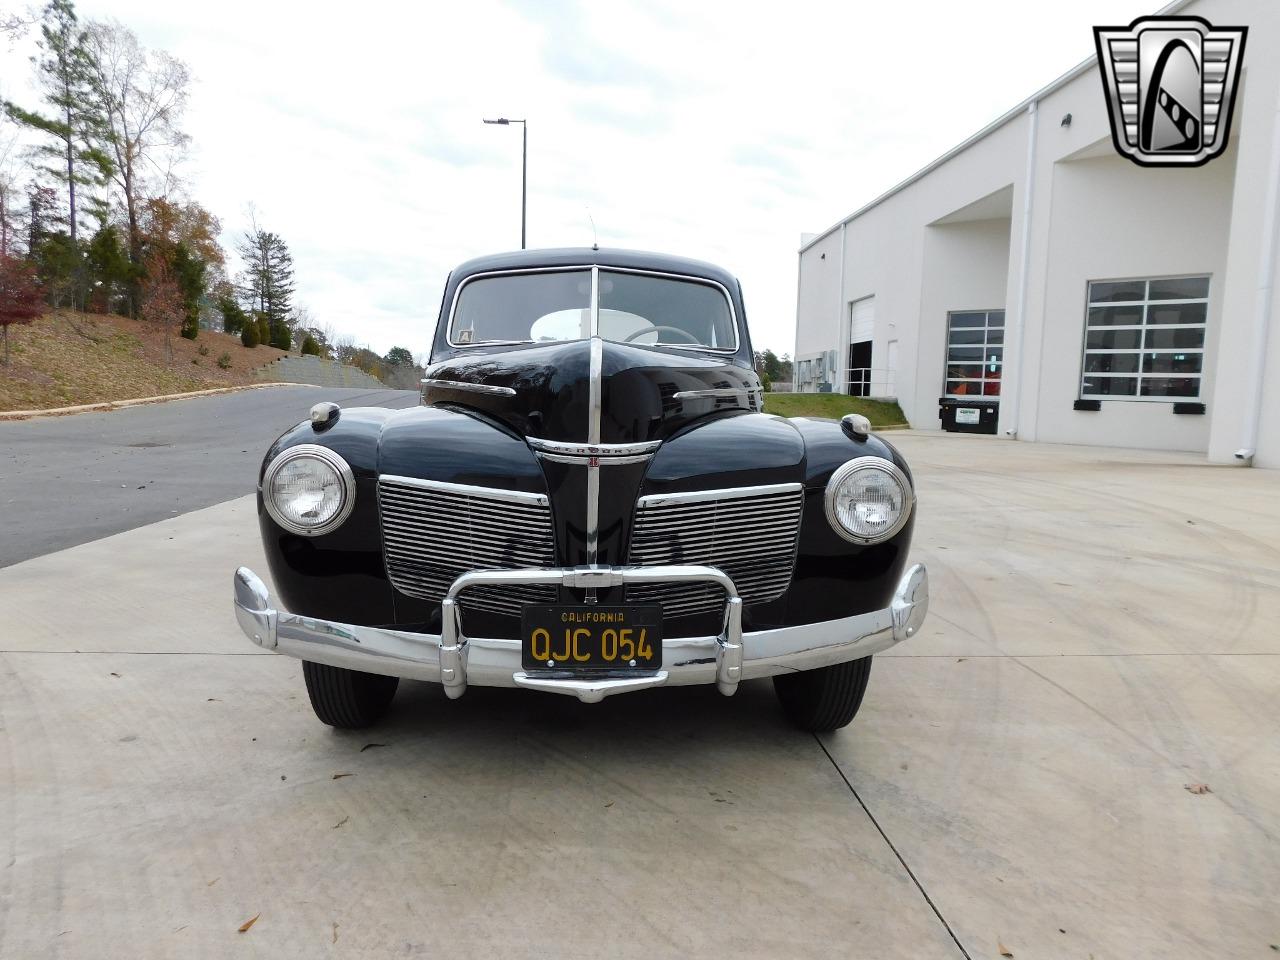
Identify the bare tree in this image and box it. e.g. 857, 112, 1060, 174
83, 18, 190, 314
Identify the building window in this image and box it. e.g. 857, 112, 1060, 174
1080, 276, 1209, 400
944, 310, 1004, 398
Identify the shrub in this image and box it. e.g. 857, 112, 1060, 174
300, 334, 321, 356
762, 373, 773, 393
241, 321, 261, 348
256, 314, 270, 345
216, 352, 232, 370
197, 343, 210, 356
270, 324, 291, 351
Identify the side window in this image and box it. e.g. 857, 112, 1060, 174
1080, 276, 1208, 400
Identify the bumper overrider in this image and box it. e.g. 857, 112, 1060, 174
233, 563, 929, 704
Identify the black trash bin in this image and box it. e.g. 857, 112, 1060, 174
938, 397, 999, 435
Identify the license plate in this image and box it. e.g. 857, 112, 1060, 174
520, 605, 663, 671
955, 407, 980, 424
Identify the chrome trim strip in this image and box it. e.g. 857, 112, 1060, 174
586, 464, 600, 564
261, 444, 358, 537
421, 379, 517, 397
378, 474, 548, 507
527, 438, 662, 457
232, 563, 929, 702
587, 336, 603, 445
536, 451, 654, 466
672, 388, 756, 401
585, 334, 604, 566
635, 482, 804, 509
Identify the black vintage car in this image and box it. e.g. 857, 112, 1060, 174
233, 249, 928, 732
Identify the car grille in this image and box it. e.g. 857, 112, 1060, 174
378, 476, 557, 616
626, 483, 804, 617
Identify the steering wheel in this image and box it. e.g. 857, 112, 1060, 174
623, 324, 701, 345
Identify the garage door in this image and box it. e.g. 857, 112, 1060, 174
849, 296, 875, 343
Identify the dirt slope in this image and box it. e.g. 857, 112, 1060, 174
0, 311, 288, 411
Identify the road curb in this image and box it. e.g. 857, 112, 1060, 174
0, 382, 294, 422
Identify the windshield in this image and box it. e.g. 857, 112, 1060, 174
449, 268, 736, 350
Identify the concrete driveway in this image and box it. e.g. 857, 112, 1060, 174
1, 429, 1277, 958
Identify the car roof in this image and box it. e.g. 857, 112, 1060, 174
449, 247, 740, 289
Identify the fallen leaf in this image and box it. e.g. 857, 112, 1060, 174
360, 742, 387, 753
604, 801, 614, 808
238, 913, 260, 934
280, 775, 287, 781
1184, 782, 1212, 795
332, 773, 355, 780
207, 877, 219, 887
998, 941, 1013, 958
332, 922, 339, 944
109, 672, 121, 678
333, 815, 350, 829
956, 657, 967, 663
207, 698, 221, 702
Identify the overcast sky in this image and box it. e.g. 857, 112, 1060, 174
3, 0, 1159, 358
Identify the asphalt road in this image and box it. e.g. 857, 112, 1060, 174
0, 386, 417, 568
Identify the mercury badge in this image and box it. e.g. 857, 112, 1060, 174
1093, 16, 1247, 168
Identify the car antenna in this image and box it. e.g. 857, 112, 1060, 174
588, 208, 599, 251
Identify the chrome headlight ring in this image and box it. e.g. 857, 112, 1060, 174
261, 443, 357, 537
823, 456, 914, 545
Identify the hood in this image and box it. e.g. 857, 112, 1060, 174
422, 338, 762, 444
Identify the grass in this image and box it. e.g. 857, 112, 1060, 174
763, 392, 906, 426
0, 310, 288, 411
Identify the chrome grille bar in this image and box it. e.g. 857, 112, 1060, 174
379, 476, 557, 615
627, 483, 804, 616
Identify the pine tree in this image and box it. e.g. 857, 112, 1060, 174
3, 0, 112, 249
237, 226, 294, 346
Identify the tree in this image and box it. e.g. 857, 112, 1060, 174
3, 0, 112, 256
0, 254, 44, 364
239, 315, 260, 347
300, 333, 321, 356
217, 294, 247, 334
237, 224, 294, 347
384, 346, 413, 367
138, 250, 182, 359
171, 241, 203, 338
85, 220, 130, 312
84, 19, 190, 315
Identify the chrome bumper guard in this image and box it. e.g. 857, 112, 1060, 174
233, 562, 928, 704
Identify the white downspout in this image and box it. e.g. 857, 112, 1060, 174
1004, 100, 1039, 437
1234, 82, 1280, 465
837, 222, 847, 392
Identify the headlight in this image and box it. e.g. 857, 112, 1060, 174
824, 456, 913, 544
262, 444, 356, 536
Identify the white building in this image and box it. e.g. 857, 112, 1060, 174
794, 0, 1279, 467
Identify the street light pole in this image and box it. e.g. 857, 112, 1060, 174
482, 117, 527, 249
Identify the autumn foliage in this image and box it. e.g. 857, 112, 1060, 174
138, 252, 184, 360
0, 254, 45, 364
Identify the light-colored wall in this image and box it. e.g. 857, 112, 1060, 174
917, 218, 1012, 423
1018, 148, 1237, 452
794, 0, 1280, 466
1203, 0, 1280, 466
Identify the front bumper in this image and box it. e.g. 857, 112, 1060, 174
233, 562, 929, 704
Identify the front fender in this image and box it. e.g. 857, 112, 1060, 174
786, 419, 917, 623
257, 406, 398, 626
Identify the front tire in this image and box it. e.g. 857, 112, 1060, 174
773, 656, 872, 732
302, 661, 399, 729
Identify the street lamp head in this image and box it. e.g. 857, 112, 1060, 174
483, 118, 510, 125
